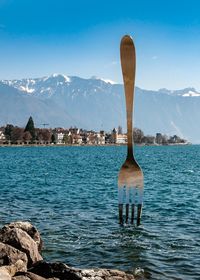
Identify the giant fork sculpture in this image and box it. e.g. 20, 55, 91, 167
118, 35, 144, 226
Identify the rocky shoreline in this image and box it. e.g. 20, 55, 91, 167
0, 221, 136, 280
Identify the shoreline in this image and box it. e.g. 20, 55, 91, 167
0, 143, 192, 148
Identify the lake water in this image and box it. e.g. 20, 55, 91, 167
0, 145, 199, 280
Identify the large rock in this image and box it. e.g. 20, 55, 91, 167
12, 271, 57, 280
0, 260, 25, 280
0, 242, 27, 271
80, 268, 135, 280
0, 227, 42, 267
12, 277, 30, 280
0, 268, 11, 280
28, 261, 136, 280
5, 222, 43, 252
28, 261, 81, 280
12, 277, 59, 280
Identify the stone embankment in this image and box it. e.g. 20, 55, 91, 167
0, 221, 136, 280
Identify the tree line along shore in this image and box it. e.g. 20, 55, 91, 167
0, 116, 189, 146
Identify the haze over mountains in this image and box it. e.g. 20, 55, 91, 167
0, 74, 200, 143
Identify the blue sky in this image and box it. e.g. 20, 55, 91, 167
1, 0, 200, 90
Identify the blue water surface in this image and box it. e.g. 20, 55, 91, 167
0, 145, 200, 280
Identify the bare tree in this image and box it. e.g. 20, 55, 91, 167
36, 129, 52, 142
23, 131, 32, 142
133, 128, 144, 144
10, 127, 24, 143
118, 125, 123, 134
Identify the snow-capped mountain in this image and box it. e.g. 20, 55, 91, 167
3, 74, 200, 98
0, 74, 200, 143
158, 87, 200, 97
2, 74, 71, 97
1, 74, 117, 98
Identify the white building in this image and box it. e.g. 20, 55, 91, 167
72, 134, 82, 145
116, 134, 127, 144
56, 132, 64, 144
112, 128, 127, 144
97, 131, 105, 145
0, 131, 6, 140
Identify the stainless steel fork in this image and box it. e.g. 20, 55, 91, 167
118, 35, 144, 226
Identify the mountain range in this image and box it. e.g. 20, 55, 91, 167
0, 73, 200, 143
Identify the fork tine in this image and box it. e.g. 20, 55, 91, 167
125, 187, 130, 223
119, 204, 123, 224
137, 204, 142, 226
136, 187, 143, 226
130, 186, 136, 224
131, 204, 135, 224
118, 187, 124, 224
125, 204, 129, 223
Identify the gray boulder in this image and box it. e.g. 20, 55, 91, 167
80, 268, 135, 279
0, 242, 27, 270
12, 277, 30, 280
6, 222, 43, 252
0, 227, 42, 267
12, 271, 55, 280
28, 261, 81, 280
0, 260, 25, 280
12, 275, 59, 280
0, 269, 11, 280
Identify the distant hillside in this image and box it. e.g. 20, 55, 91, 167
0, 74, 200, 143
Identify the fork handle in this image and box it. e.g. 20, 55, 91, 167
120, 35, 136, 159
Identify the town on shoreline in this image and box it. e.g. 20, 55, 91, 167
0, 116, 189, 147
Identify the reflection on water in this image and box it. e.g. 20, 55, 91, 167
0, 145, 200, 280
